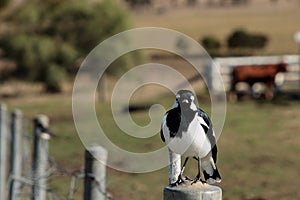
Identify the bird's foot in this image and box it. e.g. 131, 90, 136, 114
183, 175, 205, 185
190, 175, 205, 185
184, 176, 193, 181
170, 174, 186, 187
191, 178, 205, 185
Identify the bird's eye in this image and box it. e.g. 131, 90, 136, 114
176, 94, 180, 100
190, 96, 194, 101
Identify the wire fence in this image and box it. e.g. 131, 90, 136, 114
0, 104, 112, 200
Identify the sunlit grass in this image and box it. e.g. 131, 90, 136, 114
3, 89, 300, 199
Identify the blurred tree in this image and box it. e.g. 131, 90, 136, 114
44, 63, 66, 93
0, 0, 142, 92
0, 0, 10, 9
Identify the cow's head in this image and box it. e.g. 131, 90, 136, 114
277, 63, 287, 73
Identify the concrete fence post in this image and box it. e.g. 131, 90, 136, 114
164, 183, 222, 200
31, 115, 51, 200
83, 146, 108, 200
164, 150, 222, 200
9, 110, 23, 200
0, 104, 8, 200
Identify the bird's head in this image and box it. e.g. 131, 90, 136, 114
175, 90, 197, 111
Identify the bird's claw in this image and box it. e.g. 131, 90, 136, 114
172, 175, 205, 186
190, 174, 205, 185
170, 174, 186, 187
184, 176, 193, 181
191, 178, 205, 185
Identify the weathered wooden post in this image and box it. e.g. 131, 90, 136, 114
83, 146, 108, 200
9, 110, 23, 200
163, 151, 222, 200
31, 115, 51, 200
0, 104, 8, 200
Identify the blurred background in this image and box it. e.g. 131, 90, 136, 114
0, 0, 300, 199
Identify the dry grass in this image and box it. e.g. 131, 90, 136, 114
2, 1, 300, 199
133, 0, 300, 55
3, 84, 300, 200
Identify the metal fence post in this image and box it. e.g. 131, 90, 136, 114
83, 146, 108, 200
9, 110, 23, 200
31, 115, 50, 200
0, 104, 8, 200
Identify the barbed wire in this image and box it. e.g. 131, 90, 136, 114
7, 145, 113, 199
86, 173, 113, 200
2, 111, 113, 200
8, 150, 113, 200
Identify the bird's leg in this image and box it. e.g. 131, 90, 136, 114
171, 157, 189, 186
191, 156, 205, 184
177, 157, 189, 184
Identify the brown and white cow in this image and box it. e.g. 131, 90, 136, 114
230, 63, 287, 100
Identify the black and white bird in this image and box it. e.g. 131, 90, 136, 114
161, 90, 221, 185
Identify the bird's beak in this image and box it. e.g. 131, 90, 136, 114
182, 99, 189, 104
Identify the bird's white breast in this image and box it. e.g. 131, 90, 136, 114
163, 114, 211, 158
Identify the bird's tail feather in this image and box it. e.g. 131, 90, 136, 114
202, 158, 221, 184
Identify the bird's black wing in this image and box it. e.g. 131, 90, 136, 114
160, 107, 182, 142
197, 108, 218, 163
160, 127, 165, 142
197, 108, 211, 127
166, 109, 181, 134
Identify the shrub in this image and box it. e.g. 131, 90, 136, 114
124, 0, 152, 8
231, 0, 250, 5
14, 3, 41, 24
0, 34, 57, 81
227, 29, 268, 49
201, 36, 221, 50
56, 42, 79, 73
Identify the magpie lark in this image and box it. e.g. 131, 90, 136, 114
161, 90, 221, 185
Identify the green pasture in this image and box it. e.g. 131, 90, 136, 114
4, 90, 300, 200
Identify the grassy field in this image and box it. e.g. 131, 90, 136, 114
2, 84, 300, 200
1, 1, 300, 199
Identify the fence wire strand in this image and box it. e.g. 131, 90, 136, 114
4, 115, 113, 200
9, 154, 113, 200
